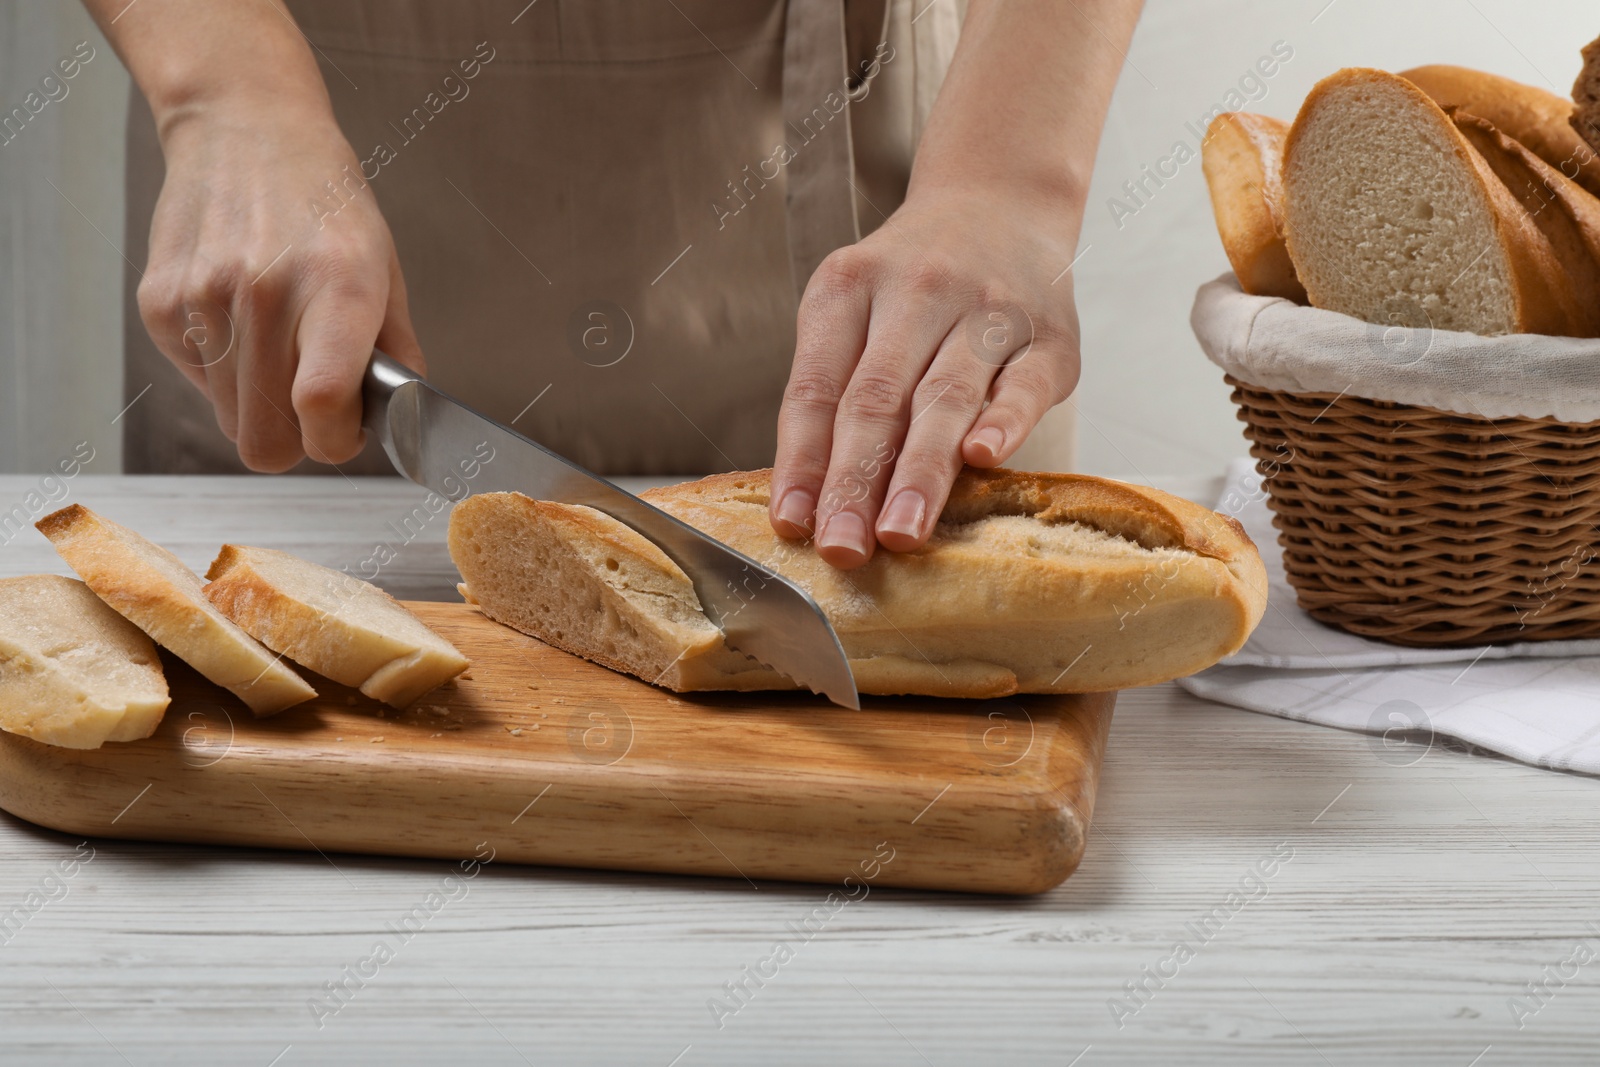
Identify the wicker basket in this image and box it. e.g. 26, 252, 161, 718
1227, 374, 1600, 647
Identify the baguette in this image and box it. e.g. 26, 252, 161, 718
204, 544, 469, 708
0, 575, 169, 749
35, 505, 316, 716
1573, 36, 1600, 162
447, 469, 1267, 698
1402, 64, 1600, 198
1201, 112, 1308, 302
1283, 68, 1589, 337
1451, 110, 1600, 335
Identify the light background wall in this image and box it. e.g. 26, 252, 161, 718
1, 0, 1594, 478
0, 1, 126, 474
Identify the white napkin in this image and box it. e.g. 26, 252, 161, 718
1176, 459, 1600, 775
1191, 274, 1600, 422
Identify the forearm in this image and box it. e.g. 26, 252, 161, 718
80, 0, 334, 142
908, 0, 1144, 218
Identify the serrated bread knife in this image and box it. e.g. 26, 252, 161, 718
361, 351, 859, 709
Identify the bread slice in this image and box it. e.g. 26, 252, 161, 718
1283, 68, 1588, 337
1201, 112, 1308, 302
1452, 110, 1600, 335
204, 545, 468, 707
1401, 64, 1600, 198
35, 505, 316, 716
1573, 37, 1600, 166
0, 575, 169, 749
447, 469, 1268, 698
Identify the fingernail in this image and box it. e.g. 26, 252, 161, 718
774, 488, 817, 534
818, 511, 871, 560
968, 426, 1005, 464
877, 490, 927, 540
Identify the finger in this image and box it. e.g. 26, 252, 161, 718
293, 274, 389, 466
232, 273, 305, 472
770, 251, 872, 540
202, 332, 240, 442
374, 250, 428, 379
811, 303, 954, 569
187, 266, 249, 444
962, 342, 1081, 468
134, 271, 215, 401
874, 330, 1003, 552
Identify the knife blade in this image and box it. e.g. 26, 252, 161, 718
360, 351, 860, 709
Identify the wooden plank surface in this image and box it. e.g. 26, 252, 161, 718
4, 474, 1600, 1064
0, 602, 1113, 896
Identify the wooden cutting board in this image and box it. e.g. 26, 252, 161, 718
0, 602, 1114, 895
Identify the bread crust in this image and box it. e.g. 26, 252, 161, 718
450, 469, 1267, 698
35, 505, 315, 716
1401, 64, 1600, 198
203, 544, 469, 708
1201, 112, 1308, 302
1452, 110, 1600, 336
1284, 68, 1587, 337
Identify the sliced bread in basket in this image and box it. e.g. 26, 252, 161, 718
1282, 68, 1593, 337
1201, 112, 1307, 303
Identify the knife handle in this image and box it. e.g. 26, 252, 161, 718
361, 350, 427, 474
362, 351, 422, 427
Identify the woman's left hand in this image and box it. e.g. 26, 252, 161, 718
768, 185, 1083, 568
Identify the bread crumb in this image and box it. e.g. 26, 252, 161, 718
529, 723, 540, 731
370, 736, 385, 743
423, 705, 450, 717
335, 736, 344, 742
430, 732, 443, 738
509, 728, 523, 737
527, 684, 540, 690
458, 670, 474, 680
552, 697, 566, 705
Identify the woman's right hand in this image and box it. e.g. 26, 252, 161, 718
138, 100, 425, 471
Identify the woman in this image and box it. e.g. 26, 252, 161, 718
86, 0, 1140, 568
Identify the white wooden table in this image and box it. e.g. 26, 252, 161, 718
1, 474, 1597, 1066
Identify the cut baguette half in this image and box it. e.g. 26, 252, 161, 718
1201, 112, 1308, 302
1401, 63, 1600, 198
447, 468, 1268, 698
1283, 68, 1588, 337
0, 574, 169, 749
1451, 110, 1600, 335
35, 505, 315, 716
204, 545, 469, 708
1573, 37, 1600, 165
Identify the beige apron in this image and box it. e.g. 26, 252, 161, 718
120, 0, 964, 475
